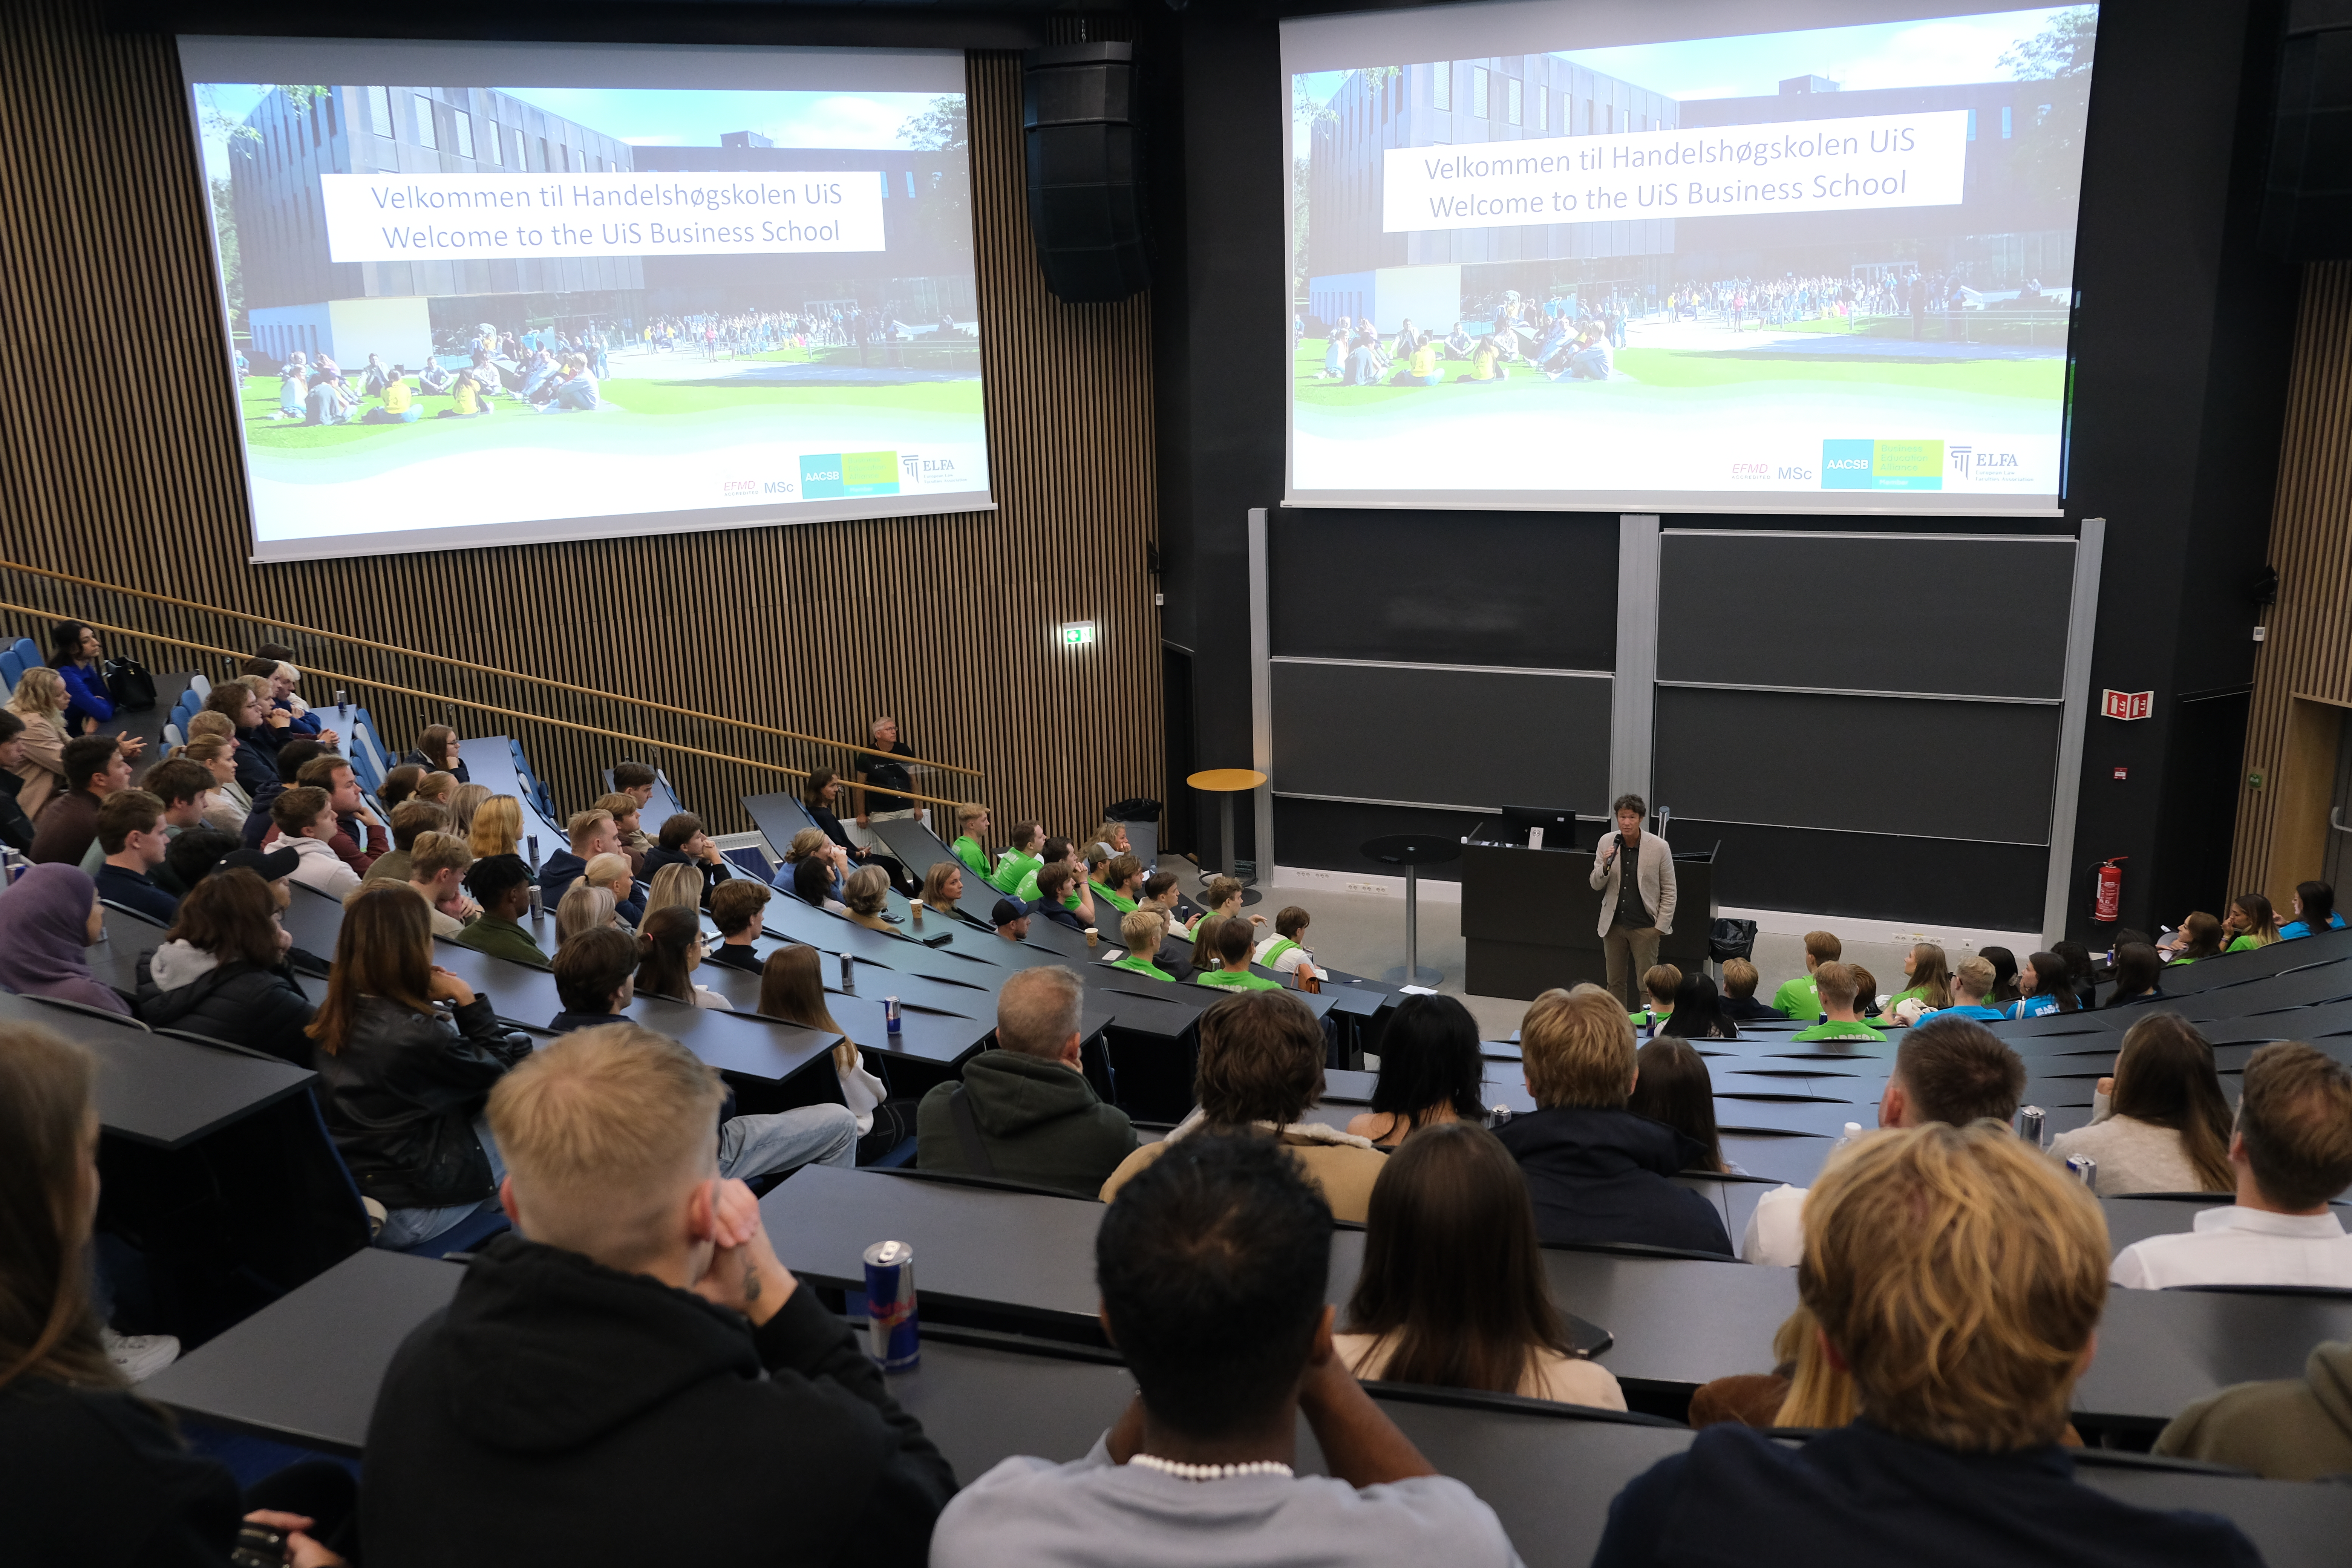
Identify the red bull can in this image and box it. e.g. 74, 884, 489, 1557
884, 995, 902, 1036
863, 1239, 919, 1370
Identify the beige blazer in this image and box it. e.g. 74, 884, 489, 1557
11, 710, 66, 820
1588, 830, 1676, 937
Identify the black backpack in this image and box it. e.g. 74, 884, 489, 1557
103, 657, 157, 712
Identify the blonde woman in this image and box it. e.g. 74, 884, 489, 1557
468, 794, 524, 862
842, 864, 894, 933
555, 881, 619, 946
446, 782, 491, 838
176, 735, 251, 833
7, 667, 73, 818
643, 861, 704, 924
415, 770, 459, 807
785, 825, 848, 902
583, 850, 639, 927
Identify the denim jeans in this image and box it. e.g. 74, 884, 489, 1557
718, 1105, 858, 1182
377, 1115, 507, 1250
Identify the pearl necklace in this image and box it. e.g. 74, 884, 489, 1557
1129, 1453, 1294, 1482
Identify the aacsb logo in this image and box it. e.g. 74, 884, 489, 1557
801, 451, 900, 500
1822, 439, 1943, 491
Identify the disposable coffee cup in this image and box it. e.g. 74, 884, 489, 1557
1084, 927, 1099, 946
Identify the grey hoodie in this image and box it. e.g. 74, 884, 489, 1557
2156, 1338, 2352, 1481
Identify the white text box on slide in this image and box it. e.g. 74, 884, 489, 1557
1382, 110, 1969, 231
320, 171, 886, 262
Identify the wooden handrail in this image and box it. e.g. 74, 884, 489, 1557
0, 600, 978, 813
0, 558, 985, 779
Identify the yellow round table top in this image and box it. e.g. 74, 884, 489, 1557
1187, 768, 1268, 792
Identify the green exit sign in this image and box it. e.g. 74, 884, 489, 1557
1060, 622, 1096, 648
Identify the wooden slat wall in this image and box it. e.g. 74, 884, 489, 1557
0, 0, 1162, 845
2231, 262, 2352, 901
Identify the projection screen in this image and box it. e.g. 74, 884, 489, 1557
1282, 2, 2099, 515
179, 37, 989, 562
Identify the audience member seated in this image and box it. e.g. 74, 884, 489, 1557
1772, 929, 1842, 1019
0, 710, 34, 852
1494, 985, 1732, 1255
2047, 1014, 2234, 1195
950, 801, 996, 884
2005, 950, 2082, 1019
1743, 1018, 2027, 1266
544, 941, 857, 1177
842, 864, 896, 933
609, 760, 658, 847
162, 827, 245, 902
1911, 956, 2005, 1023
6, 667, 75, 820
1184, 874, 1259, 941
919, 859, 972, 919
309, 884, 532, 1249
643, 812, 727, 906
1591, 1122, 2262, 1568
2103, 942, 2167, 1007
1718, 957, 1775, 1023
360, 1023, 952, 1565
176, 733, 250, 836
134, 867, 315, 1066
754, 945, 898, 1160
1630, 963, 1680, 1032
297, 753, 388, 876
2280, 879, 2344, 940
706, 880, 770, 972
1981, 945, 2023, 1003
1091, 851, 1145, 916
28, 735, 129, 866
801, 767, 910, 893
365, 800, 449, 885
916, 966, 1137, 1193
2222, 892, 2281, 952
1253, 905, 1321, 981
454, 854, 549, 968
1848, 964, 1882, 1022
2156, 1337, 2352, 1480
1628, 1037, 1740, 1174
1014, 835, 1078, 904
406, 723, 469, 783
2163, 911, 2228, 965
1791, 963, 1883, 1041
47, 619, 114, 738
582, 850, 642, 925
1109, 908, 1174, 979
205, 681, 281, 799
1883, 943, 1952, 1019
2050, 941, 2100, 1010
1194, 912, 1283, 989
274, 786, 362, 898
87, 788, 176, 925
1666, 972, 1738, 1040
1346, 993, 1487, 1148
466, 795, 526, 870
538, 808, 620, 908
1340, 1121, 1626, 1410
236, 737, 325, 848
636, 904, 722, 1008
784, 826, 850, 902
933, 1132, 1514, 1568
2111, 1042, 2352, 1288
989, 818, 1044, 894
1030, 864, 1090, 932
0, 864, 130, 1015
0, 1022, 358, 1566
991, 897, 1031, 941
554, 880, 616, 945
795, 854, 849, 915
590, 792, 646, 878
1686, 1306, 1837, 1434
376, 763, 426, 813
1101, 991, 1386, 1221
404, 832, 478, 937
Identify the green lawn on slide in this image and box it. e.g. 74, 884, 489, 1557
1291, 342, 2065, 409
237, 373, 983, 452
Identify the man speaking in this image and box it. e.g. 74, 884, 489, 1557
1590, 793, 1677, 1010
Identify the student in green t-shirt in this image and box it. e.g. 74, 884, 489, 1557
1628, 963, 1681, 1034
1881, 942, 1953, 1023
1772, 929, 1843, 1020
1092, 852, 1145, 916
2222, 893, 2282, 953
1015, 834, 1076, 905
951, 802, 996, 884
989, 819, 1044, 895
1107, 908, 1175, 981
1193, 909, 1284, 990
1791, 962, 1885, 1042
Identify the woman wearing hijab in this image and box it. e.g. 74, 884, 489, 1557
0, 864, 130, 1015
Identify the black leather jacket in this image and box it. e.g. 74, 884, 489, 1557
314, 994, 528, 1210
134, 952, 317, 1068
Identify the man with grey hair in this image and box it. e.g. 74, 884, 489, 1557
915, 965, 1137, 1194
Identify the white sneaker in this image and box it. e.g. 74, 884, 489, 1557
100, 1328, 181, 1382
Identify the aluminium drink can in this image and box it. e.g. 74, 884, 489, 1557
2016, 1106, 2046, 1147
885, 995, 902, 1035
2066, 1154, 2098, 1188
863, 1239, 919, 1370
840, 951, 855, 991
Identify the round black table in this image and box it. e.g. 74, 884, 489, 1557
1361, 834, 1462, 987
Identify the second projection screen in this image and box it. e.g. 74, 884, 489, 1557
1284, 2, 2099, 514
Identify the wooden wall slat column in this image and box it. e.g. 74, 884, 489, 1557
0, 2, 1164, 848
2231, 262, 2352, 904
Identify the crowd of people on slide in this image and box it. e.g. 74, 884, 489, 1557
1, 633, 2348, 1563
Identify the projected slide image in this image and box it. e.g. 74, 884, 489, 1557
1286, 5, 2097, 513
187, 44, 986, 559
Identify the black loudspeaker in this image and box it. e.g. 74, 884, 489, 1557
1023, 43, 1150, 303
2261, 2, 2352, 259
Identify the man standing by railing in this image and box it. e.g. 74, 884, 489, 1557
851, 715, 924, 838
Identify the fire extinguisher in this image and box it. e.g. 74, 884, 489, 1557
2094, 857, 2126, 924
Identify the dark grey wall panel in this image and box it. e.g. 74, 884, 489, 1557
1272, 662, 1609, 810
1269, 509, 1619, 669
1658, 533, 2076, 698
1272, 797, 1484, 882
1677, 819, 2049, 932
1654, 687, 2061, 844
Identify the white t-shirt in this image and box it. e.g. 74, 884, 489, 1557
1740, 1184, 1808, 1268
932, 1433, 1521, 1568
2110, 1205, 2352, 1289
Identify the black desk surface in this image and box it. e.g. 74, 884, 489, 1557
0, 991, 315, 1150
144, 1247, 458, 1454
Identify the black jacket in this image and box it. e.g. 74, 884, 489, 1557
1720, 995, 1780, 1023
94, 864, 178, 925
537, 845, 646, 923
231, 723, 281, 797
135, 951, 317, 1067
313, 994, 529, 1209
644, 843, 726, 907
0, 769, 34, 853
704, 941, 765, 974
361, 1236, 956, 1568
0, 1378, 243, 1566
1494, 1105, 1733, 1256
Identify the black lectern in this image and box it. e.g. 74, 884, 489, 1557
1461, 821, 1718, 1002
